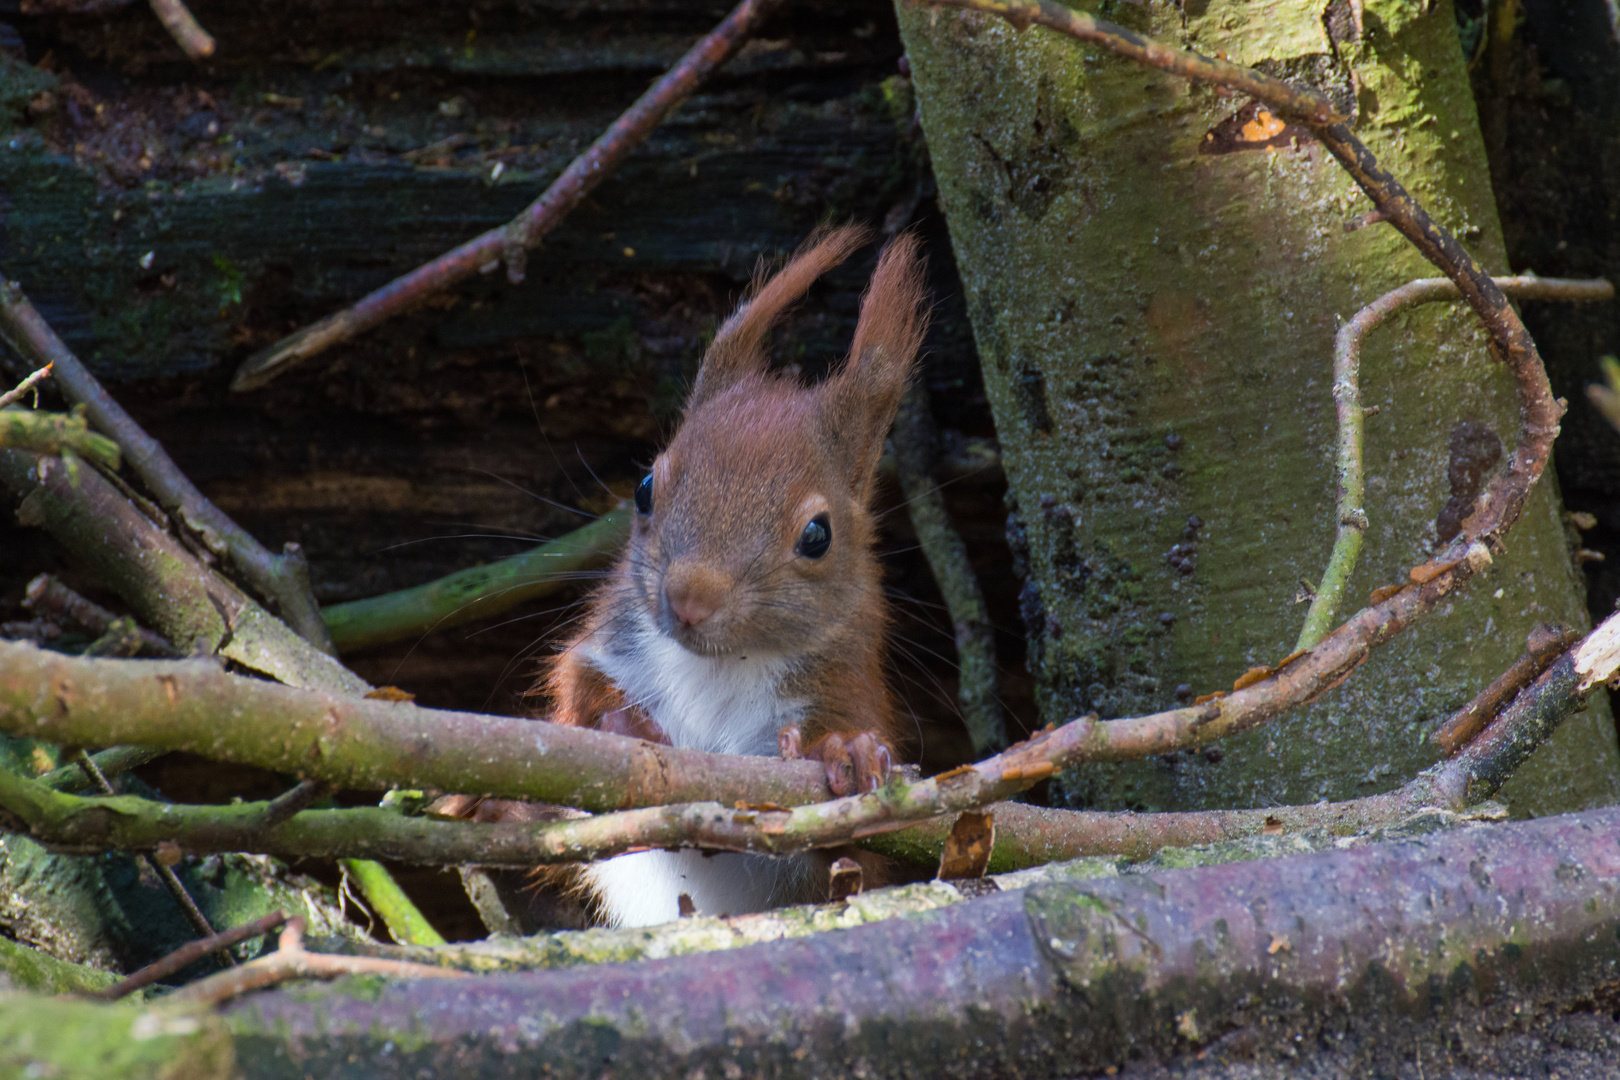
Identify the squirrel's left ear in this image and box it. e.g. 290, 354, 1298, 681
820, 232, 928, 496
687, 225, 869, 412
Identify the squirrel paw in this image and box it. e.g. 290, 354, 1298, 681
779, 726, 893, 796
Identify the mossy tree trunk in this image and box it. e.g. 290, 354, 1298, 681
897, 0, 1620, 814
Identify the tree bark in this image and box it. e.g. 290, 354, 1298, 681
896, 0, 1620, 813
202, 807, 1620, 1077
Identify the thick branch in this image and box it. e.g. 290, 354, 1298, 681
212, 807, 1620, 1079
0, 280, 332, 651
230, 0, 774, 391
322, 506, 629, 653
0, 451, 367, 694
6, 608, 1613, 871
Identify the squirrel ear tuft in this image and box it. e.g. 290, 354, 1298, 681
820, 232, 929, 493
686, 224, 870, 411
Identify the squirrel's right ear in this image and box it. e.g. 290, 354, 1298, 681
686, 224, 870, 411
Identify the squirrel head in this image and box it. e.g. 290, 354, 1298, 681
625, 225, 928, 659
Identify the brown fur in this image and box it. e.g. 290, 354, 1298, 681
502, 226, 928, 925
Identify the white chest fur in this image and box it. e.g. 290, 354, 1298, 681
579, 614, 812, 927
582, 611, 805, 756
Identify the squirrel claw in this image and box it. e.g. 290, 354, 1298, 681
778, 724, 805, 760
791, 729, 893, 796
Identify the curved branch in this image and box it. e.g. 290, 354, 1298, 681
1297, 276, 1614, 649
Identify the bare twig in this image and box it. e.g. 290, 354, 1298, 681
72, 748, 230, 958
260, 780, 329, 828
36, 745, 167, 793
0, 281, 333, 652
919, 0, 1338, 124
230, 0, 775, 391
892, 385, 1004, 753
24, 573, 179, 657
337, 858, 446, 947
93, 910, 288, 1001
146, 0, 214, 60
165, 916, 466, 1007
1296, 275, 1615, 649
0, 361, 51, 408
1433, 622, 1579, 754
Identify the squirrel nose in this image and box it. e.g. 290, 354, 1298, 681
664, 565, 728, 629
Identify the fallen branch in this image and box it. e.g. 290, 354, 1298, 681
337, 858, 445, 947
0, 280, 332, 651
69, 746, 228, 957
213, 807, 1620, 1078
0, 450, 366, 694
93, 910, 288, 1001
230, 0, 775, 391
25, 573, 179, 658
166, 916, 465, 1008
4, 608, 1612, 871
1433, 622, 1578, 754
1296, 275, 1615, 649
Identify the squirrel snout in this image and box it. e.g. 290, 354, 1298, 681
663, 564, 730, 630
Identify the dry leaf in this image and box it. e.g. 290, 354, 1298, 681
828, 857, 863, 901
364, 686, 416, 703
937, 809, 995, 881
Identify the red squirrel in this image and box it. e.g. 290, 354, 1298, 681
541, 225, 927, 928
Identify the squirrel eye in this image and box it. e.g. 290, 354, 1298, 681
796, 513, 831, 559
634, 474, 653, 516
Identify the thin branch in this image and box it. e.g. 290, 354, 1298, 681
1296, 275, 1615, 649
919, 0, 1338, 124
24, 573, 179, 658
36, 745, 167, 793
0, 408, 122, 470
0, 361, 51, 408
337, 858, 446, 947
230, 0, 776, 392
71, 747, 230, 959
0, 280, 333, 652
165, 917, 466, 1008
891, 385, 1004, 753
146, 0, 214, 60
0, 638, 835, 811
93, 910, 288, 1001
1432, 622, 1578, 755
322, 506, 630, 653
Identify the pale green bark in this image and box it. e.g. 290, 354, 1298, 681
898, 0, 1620, 813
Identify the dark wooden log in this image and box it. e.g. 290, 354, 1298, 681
222, 806, 1620, 1078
